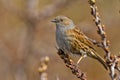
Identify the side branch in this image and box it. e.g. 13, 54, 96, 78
88, 0, 120, 80
38, 56, 50, 80
89, 0, 111, 60
57, 49, 87, 80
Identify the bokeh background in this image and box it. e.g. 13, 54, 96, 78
0, 0, 120, 80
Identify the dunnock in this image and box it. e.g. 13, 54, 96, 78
51, 15, 107, 70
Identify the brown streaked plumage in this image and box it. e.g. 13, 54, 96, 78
65, 27, 94, 52
51, 15, 108, 70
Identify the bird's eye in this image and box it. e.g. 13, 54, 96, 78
60, 19, 63, 22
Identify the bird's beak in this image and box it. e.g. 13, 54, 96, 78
51, 19, 58, 23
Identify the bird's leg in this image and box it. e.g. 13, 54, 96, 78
77, 56, 84, 65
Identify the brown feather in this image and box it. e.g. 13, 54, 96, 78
65, 27, 95, 51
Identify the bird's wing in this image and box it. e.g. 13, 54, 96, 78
65, 27, 95, 50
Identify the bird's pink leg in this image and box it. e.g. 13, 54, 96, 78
77, 56, 84, 65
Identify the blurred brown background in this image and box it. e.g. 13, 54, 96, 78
0, 0, 120, 80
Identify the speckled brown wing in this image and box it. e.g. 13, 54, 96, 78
65, 27, 108, 70
73, 27, 94, 47
65, 27, 95, 52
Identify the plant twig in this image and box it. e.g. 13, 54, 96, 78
38, 56, 50, 80
57, 49, 87, 80
88, 0, 120, 80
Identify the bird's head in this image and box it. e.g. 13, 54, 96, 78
51, 16, 75, 29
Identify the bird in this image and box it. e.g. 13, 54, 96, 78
51, 15, 108, 70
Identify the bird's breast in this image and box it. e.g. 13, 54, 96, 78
56, 29, 70, 53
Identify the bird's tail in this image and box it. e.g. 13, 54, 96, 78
89, 50, 108, 70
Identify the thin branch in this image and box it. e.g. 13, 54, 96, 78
89, 0, 111, 60
57, 49, 87, 80
88, 0, 120, 80
38, 56, 50, 80
85, 36, 103, 47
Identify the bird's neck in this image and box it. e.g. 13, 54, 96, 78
56, 26, 65, 36
56, 24, 75, 33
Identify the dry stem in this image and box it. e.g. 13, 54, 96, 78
57, 49, 87, 80
38, 56, 50, 80
89, 0, 120, 80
